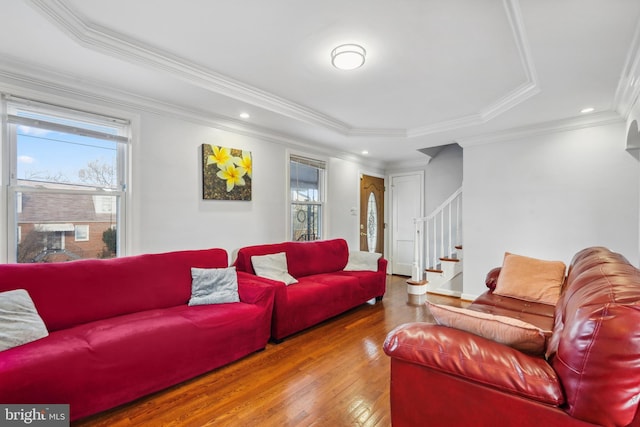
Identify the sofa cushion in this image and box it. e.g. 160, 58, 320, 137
188, 267, 240, 306
0, 301, 271, 421
0, 248, 229, 332
251, 252, 298, 285
271, 275, 363, 339
0, 289, 49, 352
235, 239, 349, 277
427, 302, 547, 355
467, 292, 555, 333
494, 252, 566, 305
344, 251, 381, 271
334, 269, 386, 301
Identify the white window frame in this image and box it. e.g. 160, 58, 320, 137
74, 225, 90, 242
287, 151, 327, 241
2, 94, 130, 263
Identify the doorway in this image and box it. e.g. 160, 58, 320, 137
360, 175, 384, 253
389, 172, 424, 276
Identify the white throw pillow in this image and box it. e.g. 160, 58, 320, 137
344, 251, 381, 272
188, 266, 241, 306
251, 252, 298, 285
0, 289, 49, 352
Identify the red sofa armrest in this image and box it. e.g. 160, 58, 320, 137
236, 271, 278, 308
485, 266, 501, 291
383, 323, 564, 406
377, 257, 388, 273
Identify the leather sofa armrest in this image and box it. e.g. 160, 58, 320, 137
383, 323, 564, 406
485, 267, 501, 291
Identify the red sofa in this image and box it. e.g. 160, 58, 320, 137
383, 247, 640, 427
0, 249, 275, 421
234, 238, 387, 341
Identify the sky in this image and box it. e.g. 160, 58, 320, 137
17, 125, 118, 188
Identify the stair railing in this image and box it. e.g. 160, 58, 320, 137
411, 187, 462, 282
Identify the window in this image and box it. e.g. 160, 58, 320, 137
289, 154, 326, 241
44, 232, 63, 251
4, 95, 129, 263
74, 225, 89, 242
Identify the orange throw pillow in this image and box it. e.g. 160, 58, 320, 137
427, 302, 547, 355
494, 252, 566, 305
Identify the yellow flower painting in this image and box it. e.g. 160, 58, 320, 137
202, 144, 252, 200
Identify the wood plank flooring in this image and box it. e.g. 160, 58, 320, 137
73, 275, 469, 427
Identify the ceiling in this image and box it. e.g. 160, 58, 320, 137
1, 0, 640, 167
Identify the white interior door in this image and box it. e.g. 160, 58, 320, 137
390, 172, 424, 276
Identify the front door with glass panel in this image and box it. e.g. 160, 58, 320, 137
359, 175, 384, 253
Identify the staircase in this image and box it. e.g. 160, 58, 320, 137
424, 245, 463, 297
408, 187, 463, 302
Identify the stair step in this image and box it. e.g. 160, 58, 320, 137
425, 268, 443, 274
455, 245, 463, 250
440, 257, 460, 263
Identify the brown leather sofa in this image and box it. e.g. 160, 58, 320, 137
383, 247, 640, 427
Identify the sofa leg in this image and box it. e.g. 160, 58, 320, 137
271, 337, 284, 344
376, 295, 384, 302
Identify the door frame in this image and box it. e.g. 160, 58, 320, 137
389, 171, 424, 276
359, 173, 385, 254
359, 170, 385, 255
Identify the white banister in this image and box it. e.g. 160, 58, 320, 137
411, 187, 462, 280
411, 219, 424, 281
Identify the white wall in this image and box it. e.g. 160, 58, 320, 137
462, 121, 639, 299
132, 114, 287, 259
626, 103, 640, 260
131, 112, 383, 262
326, 157, 360, 248
424, 144, 463, 215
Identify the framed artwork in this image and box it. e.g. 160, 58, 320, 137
201, 144, 252, 200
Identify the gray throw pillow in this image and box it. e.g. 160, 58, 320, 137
0, 289, 49, 352
188, 266, 240, 306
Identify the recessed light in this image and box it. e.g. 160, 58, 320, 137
361, 150, 369, 155
239, 112, 250, 119
580, 107, 595, 114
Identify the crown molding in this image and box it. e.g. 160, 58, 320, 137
456, 110, 624, 147
27, 0, 539, 140
0, 58, 385, 170
347, 127, 408, 138
384, 155, 432, 172
614, 17, 640, 118
407, 0, 539, 137
26, 0, 352, 134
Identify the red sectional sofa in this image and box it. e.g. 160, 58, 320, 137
383, 247, 640, 427
234, 238, 387, 341
0, 249, 275, 422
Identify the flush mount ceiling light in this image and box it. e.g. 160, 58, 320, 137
331, 44, 366, 70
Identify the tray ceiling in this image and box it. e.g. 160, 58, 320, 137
1, 0, 639, 164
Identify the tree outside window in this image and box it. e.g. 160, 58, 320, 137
6, 96, 129, 263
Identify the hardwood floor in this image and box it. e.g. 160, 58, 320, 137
73, 275, 469, 427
